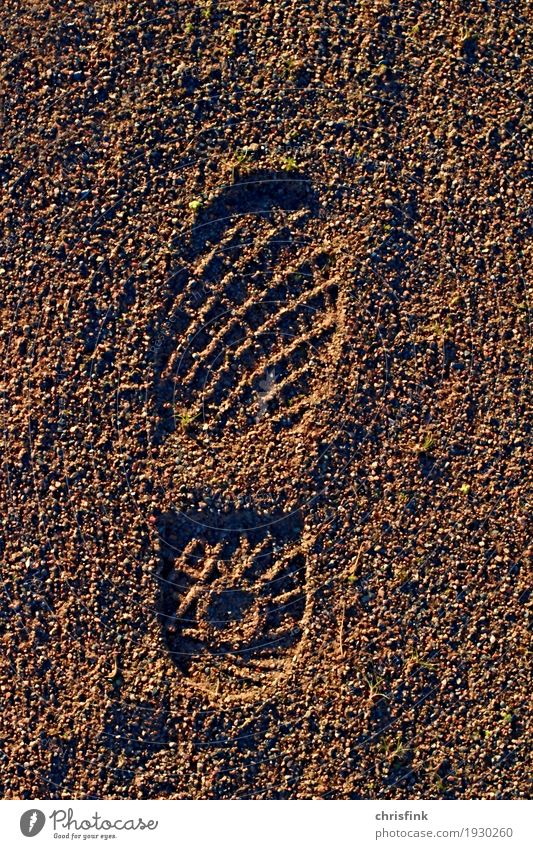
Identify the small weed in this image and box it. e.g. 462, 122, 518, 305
396, 566, 411, 584
235, 146, 252, 166
179, 410, 199, 430
406, 649, 437, 672
420, 433, 435, 452
460, 483, 471, 495
188, 198, 203, 211
428, 320, 444, 338
364, 673, 391, 702
281, 155, 299, 172
184, 21, 194, 34
379, 734, 409, 761
434, 774, 446, 792
393, 736, 410, 760
501, 712, 513, 724
460, 27, 478, 47
229, 147, 255, 183
284, 57, 296, 78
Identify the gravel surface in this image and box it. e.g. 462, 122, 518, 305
0, 0, 530, 799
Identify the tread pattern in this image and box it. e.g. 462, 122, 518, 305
151, 172, 344, 695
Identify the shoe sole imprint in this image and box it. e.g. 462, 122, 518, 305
150, 171, 345, 698
156, 504, 314, 699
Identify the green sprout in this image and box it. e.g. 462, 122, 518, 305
434, 775, 446, 792
407, 649, 437, 671
378, 733, 409, 761
364, 673, 391, 702
428, 320, 444, 338
188, 198, 203, 212
229, 147, 254, 183
235, 146, 251, 165
421, 434, 435, 452
179, 410, 199, 430
393, 736, 410, 760
281, 155, 299, 172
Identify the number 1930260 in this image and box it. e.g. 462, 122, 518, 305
465, 827, 514, 838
